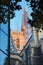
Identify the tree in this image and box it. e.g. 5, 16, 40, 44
0, 0, 22, 65
25, 1, 43, 65
0, 0, 22, 23
25, 0, 43, 28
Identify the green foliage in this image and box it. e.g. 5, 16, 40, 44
0, 0, 22, 23
26, 0, 43, 28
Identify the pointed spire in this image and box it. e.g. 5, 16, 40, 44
21, 7, 32, 41
21, 12, 26, 31
21, 7, 29, 31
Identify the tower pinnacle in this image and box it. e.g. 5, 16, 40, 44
22, 8, 32, 41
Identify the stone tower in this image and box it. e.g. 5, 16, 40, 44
10, 11, 26, 53
10, 8, 32, 53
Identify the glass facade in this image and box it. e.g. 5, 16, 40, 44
0, 22, 8, 65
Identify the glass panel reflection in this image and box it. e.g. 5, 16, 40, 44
1, 30, 8, 54
0, 22, 8, 65
0, 51, 8, 65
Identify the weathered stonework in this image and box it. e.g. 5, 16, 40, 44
10, 20, 26, 53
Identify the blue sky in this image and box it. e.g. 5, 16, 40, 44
0, 0, 32, 65
0, 23, 8, 65
10, 0, 32, 31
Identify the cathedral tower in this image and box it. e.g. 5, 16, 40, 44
10, 11, 26, 53
10, 8, 31, 53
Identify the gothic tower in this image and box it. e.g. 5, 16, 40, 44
10, 10, 26, 53
10, 8, 31, 53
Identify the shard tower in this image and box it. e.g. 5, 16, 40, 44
22, 8, 32, 41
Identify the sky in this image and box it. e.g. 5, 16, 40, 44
0, 23, 8, 65
0, 0, 32, 65
10, 0, 32, 31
